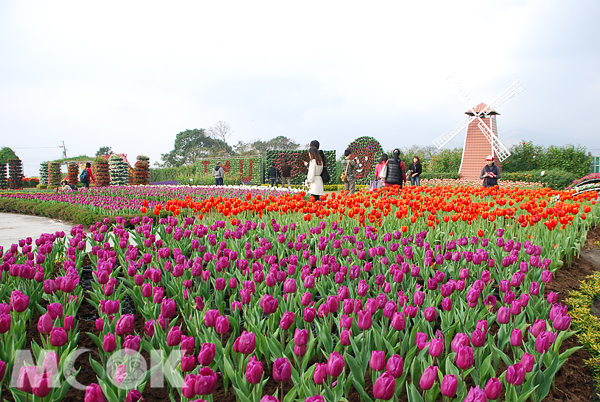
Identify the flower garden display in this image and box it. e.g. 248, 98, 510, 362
109, 154, 129, 186
8, 158, 23, 189
39, 162, 49, 186
48, 162, 62, 187
67, 163, 79, 186
0, 163, 7, 190
266, 150, 337, 185
196, 157, 262, 185
93, 157, 110, 187
0, 183, 598, 402
134, 156, 150, 185
346, 136, 385, 185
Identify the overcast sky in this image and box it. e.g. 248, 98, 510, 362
1, 1, 598, 176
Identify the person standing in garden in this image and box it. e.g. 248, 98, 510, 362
408, 156, 422, 186
384, 149, 406, 188
306, 146, 324, 201
80, 162, 95, 188
213, 162, 225, 186
268, 162, 281, 187
341, 149, 357, 194
481, 155, 500, 188
280, 159, 292, 189
374, 153, 388, 189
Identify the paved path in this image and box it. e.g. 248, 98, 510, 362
0, 212, 75, 249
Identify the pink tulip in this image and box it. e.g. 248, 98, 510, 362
280, 311, 295, 331
161, 298, 176, 319
357, 310, 372, 330
385, 355, 403, 378
115, 314, 135, 336
103, 333, 116, 353
464, 386, 487, 401
182, 374, 197, 399
194, 367, 217, 396
260, 295, 278, 314
510, 329, 523, 347
114, 365, 127, 386
37, 313, 53, 334
204, 309, 219, 327
233, 331, 255, 355
506, 363, 525, 386
294, 328, 309, 347
485, 377, 502, 399
181, 335, 196, 355
521, 353, 535, 373
167, 326, 182, 346
126, 389, 143, 402
313, 362, 328, 385
391, 312, 406, 331
215, 316, 230, 334
456, 345, 474, 370
32, 372, 52, 397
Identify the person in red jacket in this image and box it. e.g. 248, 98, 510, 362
81, 162, 95, 188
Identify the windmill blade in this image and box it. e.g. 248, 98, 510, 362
446, 74, 481, 116
481, 80, 526, 116
477, 121, 512, 161
432, 116, 474, 149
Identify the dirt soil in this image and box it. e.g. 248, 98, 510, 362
3, 227, 600, 402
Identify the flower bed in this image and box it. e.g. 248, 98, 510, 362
420, 178, 543, 188
0, 185, 598, 402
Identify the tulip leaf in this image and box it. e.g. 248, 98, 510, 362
9, 389, 30, 402
517, 384, 539, 402
351, 377, 374, 402
346, 354, 365, 387
558, 345, 582, 363
479, 354, 492, 380
425, 383, 440, 402
284, 385, 298, 402
407, 382, 424, 402
52, 369, 79, 401
89, 356, 107, 380
266, 337, 283, 358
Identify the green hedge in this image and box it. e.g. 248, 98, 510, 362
0, 198, 169, 228
501, 169, 578, 190
420, 172, 461, 180
266, 150, 337, 185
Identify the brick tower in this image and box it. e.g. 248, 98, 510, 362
459, 103, 502, 180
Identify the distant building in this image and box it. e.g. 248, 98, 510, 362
591, 155, 600, 173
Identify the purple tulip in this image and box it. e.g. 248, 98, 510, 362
456, 345, 474, 370
197, 343, 216, 366
273, 357, 292, 382
521, 353, 535, 373
167, 326, 182, 346
484, 377, 502, 400
535, 331, 556, 353
280, 311, 295, 331
440, 374, 458, 397
215, 316, 230, 334
464, 386, 487, 402
294, 328, 309, 347
373, 372, 396, 400
357, 310, 372, 330
204, 309, 219, 327
313, 362, 328, 385
419, 365, 437, 390
370, 350, 385, 371
506, 363, 525, 386
194, 367, 217, 396
85, 383, 104, 402
246, 356, 263, 384
50, 327, 67, 347
233, 331, 256, 355
429, 336, 444, 357
115, 314, 135, 337
385, 355, 403, 378
326, 352, 345, 378
37, 313, 53, 334
510, 328, 523, 347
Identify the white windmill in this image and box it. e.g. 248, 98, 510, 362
433, 74, 525, 179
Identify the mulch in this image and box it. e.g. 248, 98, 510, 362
3, 228, 600, 402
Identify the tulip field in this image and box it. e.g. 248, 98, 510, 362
0, 184, 599, 402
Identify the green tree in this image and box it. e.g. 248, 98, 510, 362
541, 144, 591, 177
233, 136, 300, 156
429, 148, 463, 173
0, 147, 18, 164
95, 146, 113, 156
502, 141, 544, 172
159, 129, 233, 167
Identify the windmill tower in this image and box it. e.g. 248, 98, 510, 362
433, 75, 525, 180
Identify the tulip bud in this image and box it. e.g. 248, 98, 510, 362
84, 383, 104, 402
456, 345, 474, 370
440, 374, 458, 397
273, 358, 292, 382
313, 362, 328, 385
246, 356, 263, 384
373, 372, 396, 400
370, 350, 385, 371
103, 333, 116, 352
50, 327, 67, 347
326, 352, 345, 378
510, 328, 523, 347
485, 377, 502, 399
215, 316, 230, 335
419, 365, 437, 390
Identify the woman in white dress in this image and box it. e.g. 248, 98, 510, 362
306, 146, 324, 201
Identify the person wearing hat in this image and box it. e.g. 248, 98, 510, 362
480, 155, 500, 188
213, 161, 225, 186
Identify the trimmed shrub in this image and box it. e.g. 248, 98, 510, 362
8, 158, 23, 189
134, 156, 150, 185
109, 154, 129, 185
345, 137, 385, 185
420, 172, 461, 180
0, 163, 7, 189
94, 157, 110, 187
39, 162, 49, 186
429, 148, 462, 173
48, 162, 62, 187
67, 163, 79, 186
